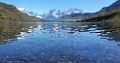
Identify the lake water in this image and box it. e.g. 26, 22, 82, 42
0, 22, 120, 63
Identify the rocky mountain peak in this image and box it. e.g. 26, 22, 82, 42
41, 8, 82, 20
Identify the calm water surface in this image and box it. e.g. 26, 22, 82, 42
0, 22, 120, 63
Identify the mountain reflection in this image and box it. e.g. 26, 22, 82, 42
0, 22, 120, 44
0, 22, 36, 44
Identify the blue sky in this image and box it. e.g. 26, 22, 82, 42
0, 0, 117, 14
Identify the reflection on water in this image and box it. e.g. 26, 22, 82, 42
0, 22, 37, 44
0, 22, 120, 63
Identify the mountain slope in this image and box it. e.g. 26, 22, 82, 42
101, 0, 120, 11
79, 0, 120, 22
79, 9, 120, 22
61, 0, 120, 22
0, 2, 43, 22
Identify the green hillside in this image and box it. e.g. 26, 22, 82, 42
0, 2, 43, 22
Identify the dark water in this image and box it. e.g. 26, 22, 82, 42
0, 22, 120, 63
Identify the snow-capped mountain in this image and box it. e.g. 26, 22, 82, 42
41, 8, 82, 20
17, 8, 42, 18
17, 8, 82, 20
26, 12, 42, 18
17, 8, 25, 12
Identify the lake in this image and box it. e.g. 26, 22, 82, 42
0, 22, 120, 63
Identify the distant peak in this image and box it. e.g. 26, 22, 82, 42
17, 8, 26, 12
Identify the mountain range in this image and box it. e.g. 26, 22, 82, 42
61, 0, 120, 22
81, 0, 120, 22
17, 8, 82, 20
0, 0, 119, 22
41, 8, 82, 20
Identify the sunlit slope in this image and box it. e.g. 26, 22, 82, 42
0, 2, 44, 22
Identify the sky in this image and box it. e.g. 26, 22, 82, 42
0, 0, 117, 14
